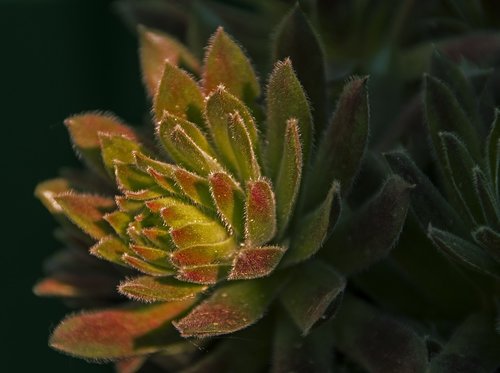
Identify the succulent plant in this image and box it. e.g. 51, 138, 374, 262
34, 3, 500, 373
33, 5, 426, 369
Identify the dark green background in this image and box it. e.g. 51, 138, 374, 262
2, 0, 146, 370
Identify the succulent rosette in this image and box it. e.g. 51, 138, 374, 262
34, 10, 421, 372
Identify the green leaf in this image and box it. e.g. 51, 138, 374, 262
176, 264, 230, 285
228, 112, 260, 181
245, 179, 277, 246
473, 166, 499, 227
228, 246, 285, 280
332, 295, 428, 373
487, 109, 499, 196
103, 210, 132, 239
280, 260, 345, 335
168, 126, 222, 176
385, 150, 467, 234
118, 276, 206, 303
308, 77, 368, 206
172, 167, 213, 206
53, 193, 115, 240
424, 74, 481, 162
133, 151, 176, 176
130, 244, 169, 263
203, 27, 260, 105
65, 113, 137, 177
325, 175, 413, 275
145, 197, 211, 229
90, 235, 131, 266
154, 61, 204, 124
273, 5, 326, 130
122, 254, 175, 277
99, 133, 144, 176
139, 26, 200, 98
440, 132, 483, 225
205, 86, 258, 175
174, 276, 281, 337
428, 314, 500, 372
170, 222, 229, 249
275, 118, 303, 238
114, 162, 156, 193
473, 226, 500, 263
272, 315, 334, 373
266, 60, 312, 181
50, 301, 196, 359
428, 225, 500, 279
170, 238, 237, 267
157, 111, 215, 161
283, 182, 341, 266
209, 171, 245, 237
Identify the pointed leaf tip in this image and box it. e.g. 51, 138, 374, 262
54, 193, 115, 240
139, 26, 200, 98
266, 60, 312, 181
203, 28, 260, 105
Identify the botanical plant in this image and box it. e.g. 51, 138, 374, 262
35, 4, 500, 373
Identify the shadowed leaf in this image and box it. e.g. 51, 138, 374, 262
245, 179, 277, 246
487, 110, 499, 196
266, 60, 312, 181
154, 61, 204, 124
272, 315, 334, 373
104, 210, 133, 239
119, 276, 206, 303
440, 132, 482, 225
203, 27, 260, 105
173, 168, 213, 206
229, 246, 285, 280
309, 77, 368, 206
139, 26, 200, 98
424, 75, 481, 162
50, 301, 195, 359
428, 225, 500, 279
174, 276, 282, 337
332, 295, 428, 373
473, 167, 499, 227
54, 193, 115, 240
281, 260, 345, 335
326, 176, 413, 275
472, 226, 500, 263
115, 356, 147, 373
273, 5, 326, 130
283, 182, 341, 266
385, 150, 466, 234
65, 113, 137, 177
428, 314, 500, 373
